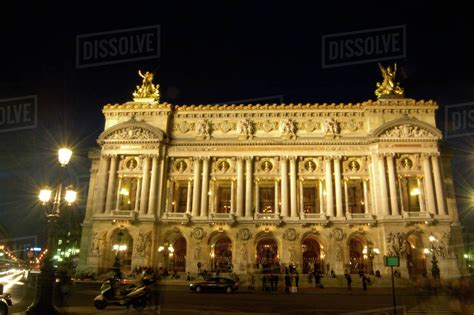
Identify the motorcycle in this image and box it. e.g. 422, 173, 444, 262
94, 275, 155, 310
0, 284, 13, 315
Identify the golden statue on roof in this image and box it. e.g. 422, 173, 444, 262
133, 70, 160, 102
375, 63, 404, 99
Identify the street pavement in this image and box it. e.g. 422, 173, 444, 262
7, 279, 473, 314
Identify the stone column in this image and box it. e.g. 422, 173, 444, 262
105, 155, 118, 212
280, 158, 289, 217
95, 155, 110, 214
431, 154, 447, 215
236, 158, 245, 217
363, 179, 369, 214
210, 179, 216, 214
397, 176, 405, 213
386, 154, 400, 216
368, 156, 379, 213
245, 157, 253, 218
200, 157, 210, 217
334, 158, 343, 218
417, 176, 426, 212
299, 180, 304, 215
275, 179, 280, 214
147, 156, 159, 215
289, 157, 298, 218
422, 154, 437, 214
156, 155, 166, 218
378, 154, 390, 216
319, 179, 324, 214
84, 165, 98, 220
135, 178, 142, 212
191, 158, 201, 217
186, 179, 192, 214
231, 179, 235, 214
139, 156, 151, 214
115, 177, 122, 210
324, 157, 334, 217
255, 181, 260, 214
343, 179, 349, 215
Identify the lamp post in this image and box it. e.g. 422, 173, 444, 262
26, 148, 76, 315
428, 234, 441, 280
363, 241, 380, 275
158, 242, 174, 273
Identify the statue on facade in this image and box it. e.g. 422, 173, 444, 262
237, 119, 254, 139
323, 118, 341, 136
90, 232, 105, 255
133, 70, 160, 101
386, 232, 407, 256
279, 118, 296, 138
375, 63, 404, 99
136, 231, 152, 257
196, 120, 211, 139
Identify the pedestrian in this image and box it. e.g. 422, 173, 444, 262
197, 261, 202, 275
274, 273, 279, 291
295, 271, 299, 288
362, 275, 369, 291
284, 272, 291, 294
331, 269, 336, 278
359, 269, 364, 279
315, 270, 321, 288
262, 274, 267, 291
308, 269, 313, 284
269, 274, 274, 291
247, 272, 255, 291
345, 273, 352, 291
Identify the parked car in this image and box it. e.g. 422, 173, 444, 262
189, 277, 238, 293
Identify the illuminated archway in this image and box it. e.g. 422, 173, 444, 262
301, 238, 321, 273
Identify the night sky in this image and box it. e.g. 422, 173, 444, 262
0, 2, 473, 242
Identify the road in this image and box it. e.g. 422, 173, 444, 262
5, 278, 472, 314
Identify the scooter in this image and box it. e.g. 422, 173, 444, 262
0, 284, 13, 315
94, 276, 155, 310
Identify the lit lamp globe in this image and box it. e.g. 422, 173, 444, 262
58, 148, 73, 167
39, 188, 52, 204
64, 188, 77, 205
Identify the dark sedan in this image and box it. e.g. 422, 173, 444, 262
189, 277, 239, 293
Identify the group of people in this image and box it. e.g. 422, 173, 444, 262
344, 269, 372, 291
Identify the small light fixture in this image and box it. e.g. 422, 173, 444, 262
39, 188, 52, 204
58, 148, 73, 167
65, 187, 77, 205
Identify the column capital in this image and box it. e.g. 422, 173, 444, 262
323, 156, 333, 161
288, 156, 298, 161
244, 156, 254, 161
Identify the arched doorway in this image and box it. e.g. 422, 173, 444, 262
212, 237, 232, 272
109, 229, 133, 274
302, 238, 321, 273
406, 234, 427, 279
171, 237, 186, 272
256, 238, 278, 273
349, 237, 366, 274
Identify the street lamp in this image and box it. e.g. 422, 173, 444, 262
26, 148, 76, 315
158, 242, 175, 273
428, 234, 441, 280
363, 241, 380, 275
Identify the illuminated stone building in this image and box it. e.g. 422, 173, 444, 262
78, 68, 464, 279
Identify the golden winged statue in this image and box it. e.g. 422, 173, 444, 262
133, 70, 160, 102
375, 63, 404, 99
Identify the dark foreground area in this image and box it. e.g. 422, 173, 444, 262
7, 279, 474, 315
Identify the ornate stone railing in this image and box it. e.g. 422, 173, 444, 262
209, 212, 235, 222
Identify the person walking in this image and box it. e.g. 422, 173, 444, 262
262, 274, 267, 291
345, 273, 352, 291
315, 270, 321, 288
362, 275, 369, 291
284, 272, 291, 294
